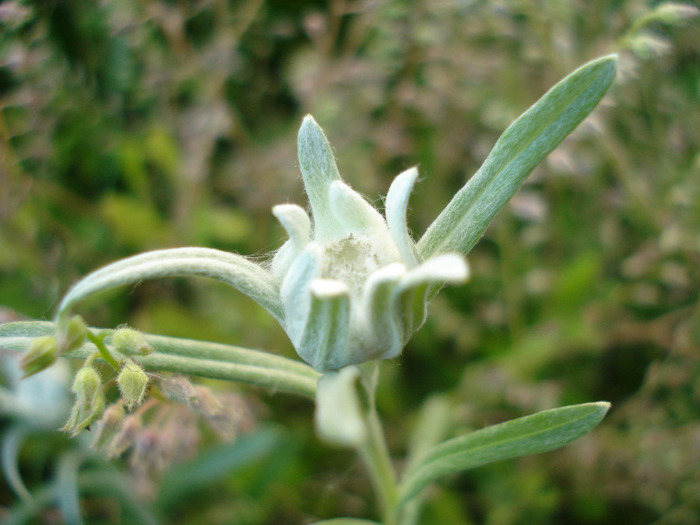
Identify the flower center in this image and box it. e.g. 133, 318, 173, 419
320, 234, 390, 298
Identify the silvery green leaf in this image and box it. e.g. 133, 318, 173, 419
296, 279, 350, 372
418, 55, 617, 259
398, 402, 610, 507
298, 115, 343, 241
362, 263, 406, 360
314, 366, 366, 447
57, 247, 283, 322
385, 167, 420, 267
271, 204, 312, 279
395, 254, 469, 336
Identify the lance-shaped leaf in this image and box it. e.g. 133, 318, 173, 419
397, 402, 610, 507
57, 248, 283, 322
298, 115, 343, 242
296, 279, 351, 372
418, 55, 617, 259
385, 167, 420, 268
315, 366, 366, 447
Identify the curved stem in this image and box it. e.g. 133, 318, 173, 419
86, 332, 120, 370
358, 406, 399, 525
356, 363, 399, 525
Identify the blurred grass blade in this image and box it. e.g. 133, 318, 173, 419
403, 395, 453, 477
156, 426, 280, 510
397, 402, 610, 507
2, 426, 32, 503
55, 452, 84, 525
76, 469, 161, 525
0, 321, 319, 398
311, 518, 381, 525
56, 247, 284, 322
418, 55, 617, 259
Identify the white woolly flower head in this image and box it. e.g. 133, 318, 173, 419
272, 116, 469, 372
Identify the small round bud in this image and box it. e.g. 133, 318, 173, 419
91, 403, 126, 452
57, 315, 87, 354
20, 336, 59, 378
118, 360, 149, 409
111, 327, 154, 356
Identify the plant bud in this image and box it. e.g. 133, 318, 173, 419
20, 336, 59, 378
111, 327, 154, 356
72, 364, 102, 403
62, 365, 105, 436
118, 360, 149, 409
91, 403, 126, 452
159, 375, 198, 404
57, 315, 87, 354
107, 414, 142, 457
191, 385, 223, 420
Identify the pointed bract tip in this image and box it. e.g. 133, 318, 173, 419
300, 114, 318, 131
310, 278, 349, 298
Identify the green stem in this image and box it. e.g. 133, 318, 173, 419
359, 407, 399, 525
135, 352, 318, 398
86, 331, 120, 370
356, 364, 399, 525
0, 321, 319, 398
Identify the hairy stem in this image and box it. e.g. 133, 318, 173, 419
357, 363, 399, 525
0, 322, 318, 398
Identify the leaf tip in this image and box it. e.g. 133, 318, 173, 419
591, 53, 618, 83
299, 114, 321, 140
596, 400, 612, 415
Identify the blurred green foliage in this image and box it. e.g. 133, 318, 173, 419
1, 0, 699, 523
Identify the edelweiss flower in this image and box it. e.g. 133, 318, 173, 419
271, 116, 468, 372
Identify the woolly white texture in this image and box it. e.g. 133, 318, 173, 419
274, 116, 469, 372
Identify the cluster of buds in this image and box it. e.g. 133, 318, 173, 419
18, 319, 155, 437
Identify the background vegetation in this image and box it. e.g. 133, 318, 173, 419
1, 0, 699, 523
